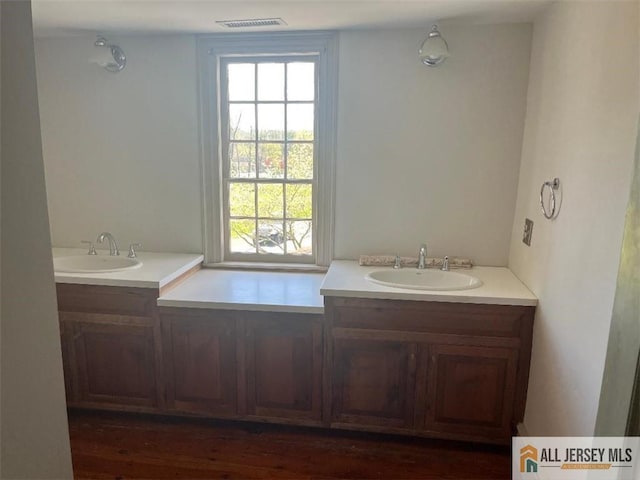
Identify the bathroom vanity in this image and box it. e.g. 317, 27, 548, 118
54, 248, 203, 411
55, 253, 536, 445
58, 284, 164, 409
320, 261, 536, 444
323, 297, 533, 443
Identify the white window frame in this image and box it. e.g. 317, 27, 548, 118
197, 32, 337, 268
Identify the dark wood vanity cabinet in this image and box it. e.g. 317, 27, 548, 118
58, 319, 73, 401
58, 284, 324, 422
330, 337, 416, 429
67, 318, 158, 408
58, 282, 534, 445
244, 313, 323, 423
158, 308, 323, 423
57, 284, 162, 411
419, 344, 518, 441
160, 309, 238, 416
324, 297, 534, 444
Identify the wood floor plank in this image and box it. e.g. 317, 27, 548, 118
68, 410, 511, 479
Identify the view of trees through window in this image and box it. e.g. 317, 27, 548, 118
224, 59, 316, 259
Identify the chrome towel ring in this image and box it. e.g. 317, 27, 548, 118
540, 178, 560, 219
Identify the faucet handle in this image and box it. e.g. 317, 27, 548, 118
441, 255, 450, 271
128, 243, 142, 259
81, 240, 97, 255
393, 254, 402, 269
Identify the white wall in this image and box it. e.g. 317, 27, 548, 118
36, 25, 532, 265
508, 1, 639, 436
36, 35, 202, 253
0, 1, 74, 477
334, 25, 532, 265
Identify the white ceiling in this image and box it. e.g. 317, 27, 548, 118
32, 0, 552, 37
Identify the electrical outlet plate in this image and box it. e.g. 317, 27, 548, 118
523, 218, 533, 246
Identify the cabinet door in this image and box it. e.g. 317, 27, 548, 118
162, 312, 237, 415
245, 314, 323, 423
331, 338, 416, 428
423, 344, 518, 441
70, 316, 158, 408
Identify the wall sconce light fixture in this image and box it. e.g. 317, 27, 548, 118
419, 25, 449, 67
92, 35, 126, 73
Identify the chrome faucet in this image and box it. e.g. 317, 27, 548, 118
96, 232, 120, 256
418, 244, 427, 269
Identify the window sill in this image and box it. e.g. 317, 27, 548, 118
203, 261, 328, 274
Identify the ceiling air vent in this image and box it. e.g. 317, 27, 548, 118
216, 18, 287, 28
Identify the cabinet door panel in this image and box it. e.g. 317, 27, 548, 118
162, 313, 237, 415
331, 338, 415, 428
72, 319, 158, 407
246, 315, 323, 422
424, 344, 517, 440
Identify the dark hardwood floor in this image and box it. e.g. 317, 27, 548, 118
68, 410, 511, 480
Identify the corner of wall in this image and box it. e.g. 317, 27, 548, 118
1, 1, 74, 477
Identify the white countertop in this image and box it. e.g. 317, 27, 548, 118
157, 269, 325, 314
53, 248, 204, 289
56, 249, 535, 309
320, 260, 537, 306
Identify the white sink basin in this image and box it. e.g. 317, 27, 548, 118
54, 255, 142, 273
365, 268, 482, 291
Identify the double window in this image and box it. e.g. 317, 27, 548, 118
199, 33, 336, 267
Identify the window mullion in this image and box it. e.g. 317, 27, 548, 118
283, 62, 289, 254
221, 60, 231, 261
253, 62, 259, 254
253, 182, 258, 254
254, 62, 259, 180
